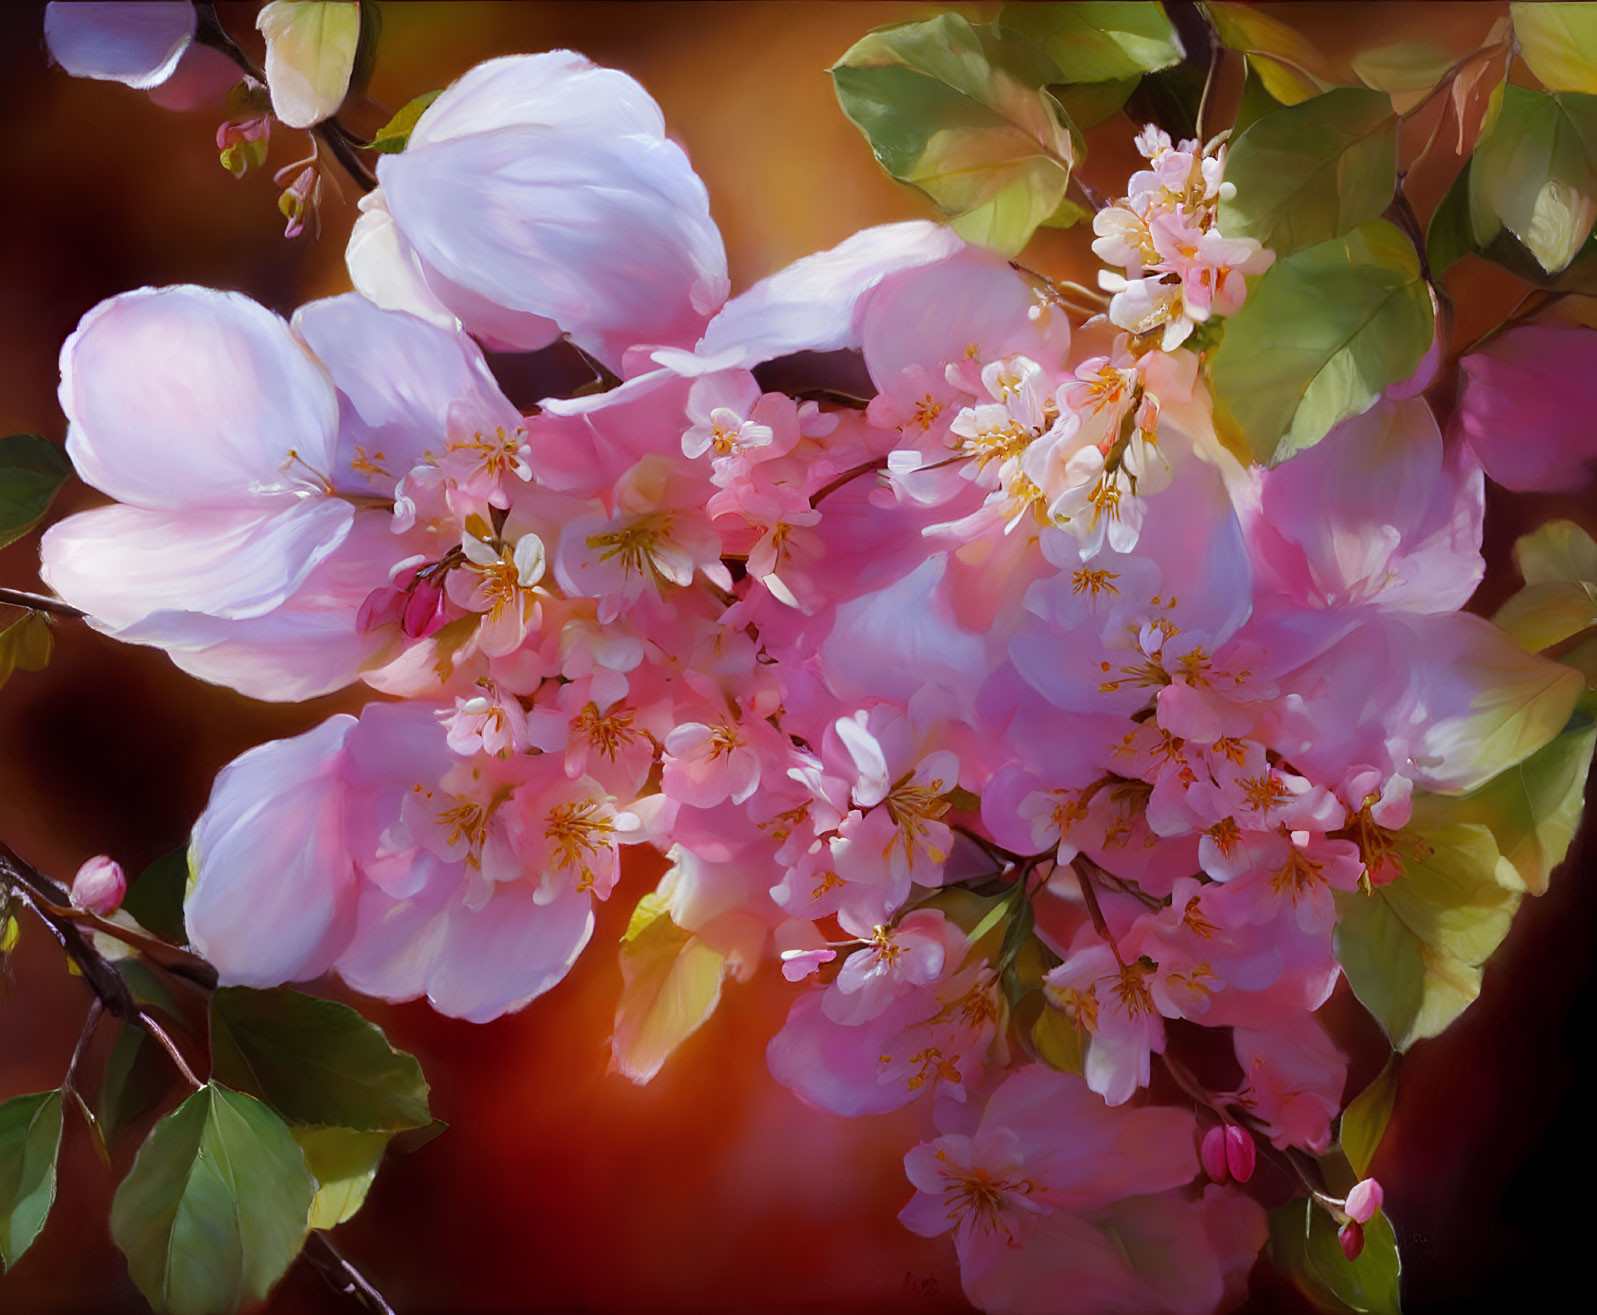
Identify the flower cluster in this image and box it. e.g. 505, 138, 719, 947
36, 47, 1581, 1315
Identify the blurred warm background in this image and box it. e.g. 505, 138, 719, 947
2, 3, 1595, 1312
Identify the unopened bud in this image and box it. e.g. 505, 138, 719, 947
1200, 1125, 1229, 1183
71, 855, 126, 917
277, 165, 321, 239
1345, 1177, 1384, 1224
1224, 1124, 1255, 1184
1338, 1220, 1365, 1262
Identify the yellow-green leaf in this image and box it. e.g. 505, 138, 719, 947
0, 610, 53, 691
1494, 580, 1597, 652
256, 0, 362, 129
1204, 2, 1334, 105
1334, 822, 1521, 1050
832, 13, 1077, 257
293, 1127, 390, 1230
1031, 1003, 1086, 1075
1469, 84, 1597, 274
998, 3, 1183, 83
1512, 2, 1597, 96
610, 898, 729, 1085
1339, 1059, 1398, 1178
1421, 722, 1596, 896
1516, 519, 1597, 586
368, 89, 443, 154
1208, 219, 1432, 465
1352, 41, 1454, 98
1220, 88, 1398, 255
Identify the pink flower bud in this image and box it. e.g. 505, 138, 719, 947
1200, 1125, 1229, 1183
70, 855, 125, 917
401, 577, 448, 638
1345, 1177, 1384, 1224
1338, 1220, 1365, 1262
1224, 1124, 1256, 1184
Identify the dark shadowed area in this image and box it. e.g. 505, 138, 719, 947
2, 4, 1594, 1313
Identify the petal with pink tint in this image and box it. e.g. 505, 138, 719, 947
41, 496, 353, 631
377, 53, 727, 369
44, 1, 194, 89
684, 221, 967, 371
293, 293, 520, 497
60, 285, 340, 509
187, 715, 359, 987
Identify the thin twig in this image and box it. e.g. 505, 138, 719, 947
809, 458, 887, 507
1070, 856, 1126, 969
302, 1235, 398, 1315
0, 587, 86, 619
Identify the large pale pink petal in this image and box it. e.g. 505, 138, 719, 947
61, 285, 339, 508
687, 221, 966, 371
40, 497, 353, 630
380, 110, 726, 367
44, 1, 194, 89
293, 293, 520, 496
187, 715, 358, 986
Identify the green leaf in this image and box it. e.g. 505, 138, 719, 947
1517, 519, 1597, 585
1051, 77, 1140, 132
0, 610, 53, 691
1031, 1002, 1086, 1074
368, 88, 443, 153
1426, 722, 1596, 897
1494, 580, 1597, 653
1469, 84, 1597, 274
1204, 2, 1334, 106
1334, 822, 1521, 1049
998, 3, 1183, 83
0, 1090, 63, 1270
1268, 1197, 1402, 1314
1340, 1058, 1399, 1178
1233, 66, 1286, 136
120, 849, 190, 945
293, 1126, 389, 1230
209, 987, 431, 1132
1220, 88, 1398, 255
0, 434, 70, 551
118, 958, 183, 1019
1351, 42, 1454, 99
1427, 161, 1475, 279
1208, 219, 1433, 465
1512, 2, 1597, 95
111, 1083, 314, 1315
832, 13, 1078, 257
610, 895, 729, 1085
98, 1024, 174, 1143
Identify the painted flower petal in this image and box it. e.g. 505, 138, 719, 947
44, 0, 195, 89
60, 285, 340, 509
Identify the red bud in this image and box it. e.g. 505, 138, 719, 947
1200, 1125, 1229, 1183
1224, 1124, 1255, 1184
1339, 1220, 1365, 1262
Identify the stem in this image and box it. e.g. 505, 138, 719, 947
950, 823, 1021, 869
193, 4, 377, 194
809, 458, 887, 507
0, 587, 86, 619
1070, 856, 1126, 969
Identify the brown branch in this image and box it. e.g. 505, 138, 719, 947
809, 458, 887, 507
0, 587, 86, 619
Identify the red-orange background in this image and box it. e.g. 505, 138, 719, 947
2, 4, 1595, 1313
